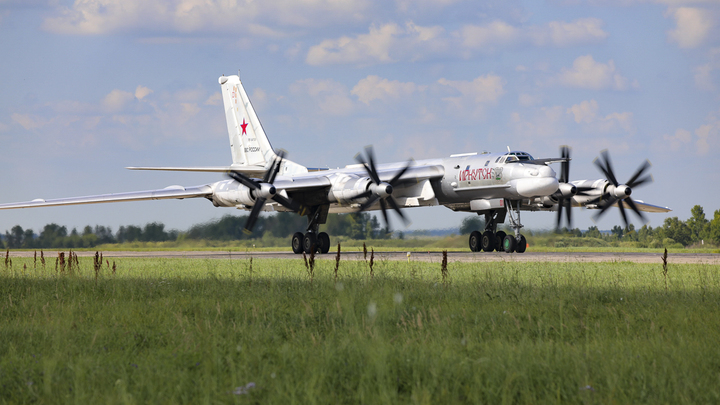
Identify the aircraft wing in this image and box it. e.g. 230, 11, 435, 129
616, 200, 672, 213
0, 185, 213, 210
127, 165, 268, 178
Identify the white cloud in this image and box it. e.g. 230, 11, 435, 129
11, 113, 47, 130
555, 55, 633, 90
42, 0, 370, 36
351, 75, 423, 104
666, 7, 714, 48
135, 85, 153, 100
102, 89, 135, 113
204, 92, 222, 106
438, 74, 505, 104
694, 48, 720, 90
662, 128, 692, 151
567, 100, 634, 134
306, 22, 446, 66
289, 79, 354, 115
458, 18, 607, 50
695, 109, 720, 155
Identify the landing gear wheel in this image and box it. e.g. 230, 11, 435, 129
503, 235, 517, 253
291, 232, 304, 254
303, 233, 317, 254
481, 231, 496, 252
469, 231, 482, 252
495, 231, 506, 252
317, 232, 331, 254
516, 234, 527, 253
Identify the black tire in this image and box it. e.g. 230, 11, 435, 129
516, 234, 527, 253
495, 231, 507, 252
481, 231, 495, 252
303, 233, 317, 254
469, 231, 482, 252
503, 235, 517, 253
291, 232, 304, 254
317, 232, 331, 254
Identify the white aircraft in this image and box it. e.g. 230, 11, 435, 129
0, 74, 671, 254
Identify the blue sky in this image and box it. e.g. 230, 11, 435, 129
1, 0, 719, 235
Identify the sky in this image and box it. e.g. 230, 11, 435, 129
1, 0, 719, 236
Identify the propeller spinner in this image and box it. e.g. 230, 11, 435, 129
352, 146, 412, 232
228, 150, 300, 233
592, 150, 653, 228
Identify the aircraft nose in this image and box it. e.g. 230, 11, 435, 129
539, 165, 556, 178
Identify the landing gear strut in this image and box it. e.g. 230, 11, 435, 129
467, 200, 527, 253
291, 205, 331, 254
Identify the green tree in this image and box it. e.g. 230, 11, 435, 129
460, 216, 484, 235
585, 226, 601, 238
687, 205, 709, 243
38, 224, 67, 247
663, 217, 692, 246
709, 209, 720, 245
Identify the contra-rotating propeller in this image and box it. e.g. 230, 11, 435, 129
351, 146, 412, 232
554, 146, 595, 231
227, 150, 299, 233
591, 150, 653, 228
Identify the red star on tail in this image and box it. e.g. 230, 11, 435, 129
241, 119, 248, 135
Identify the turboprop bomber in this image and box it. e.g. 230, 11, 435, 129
0, 74, 671, 254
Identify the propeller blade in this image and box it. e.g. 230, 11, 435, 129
617, 199, 629, 229
349, 190, 373, 201
272, 193, 299, 212
387, 196, 410, 226
600, 150, 619, 186
565, 199, 572, 230
379, 198, 390, 231
560, 145, 570, 183
624, 198, 647, 223
556, 197, 564, 231
626, 159, 651, 188
229, 171, 261, 190
359, 194, 380, 212
629, 174, 653, 189
364, 147, 381, 184
244, 197, 266, 233
265, 150, 286, 184
389, 159, 413, 186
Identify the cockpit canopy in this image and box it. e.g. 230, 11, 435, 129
496, 151, 534, 163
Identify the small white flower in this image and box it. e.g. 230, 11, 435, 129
335, 282, 344, 291
393, 293, 403, 304
367, 301, 377, 318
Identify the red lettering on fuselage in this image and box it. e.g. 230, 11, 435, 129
459, 167, 494, 182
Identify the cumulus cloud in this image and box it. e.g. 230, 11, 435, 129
307, 18, 607, 65
566, 99, 634, 134
351, 75, 423, 104
555, 55, 633, 90
289, 79, 354, 116
438, 74, 505, 104
666, 7, 714, 48
135, 85, 153, 100
662, 128, 693, 151
102, 89, 135, 113
694, 48, 720, 91
42, 0, 370, 36
695, 108, 720, 155
306, 22, 446, 66
458, 18, 607, 50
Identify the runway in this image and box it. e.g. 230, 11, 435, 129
6, 250, 720, 264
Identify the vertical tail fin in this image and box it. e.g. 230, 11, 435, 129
219, 75, 275, 167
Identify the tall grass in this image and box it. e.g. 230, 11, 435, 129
0, 255, 719, 403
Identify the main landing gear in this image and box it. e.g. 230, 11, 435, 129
468, 200, 527, 253
291, 204, 331, 254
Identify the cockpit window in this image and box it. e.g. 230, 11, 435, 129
504, 151, 534, 162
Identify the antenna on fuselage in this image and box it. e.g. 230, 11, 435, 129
507, 146, 511, 153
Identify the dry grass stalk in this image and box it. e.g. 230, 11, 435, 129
308, 248, 316, 280
334, 243, 341, 282
441, 250, 448, 284
112, 261, 117, 275
58, 252, 66, 273
94, 251, 102, 281
363, 243, 368, 261
40, 250, 45, 268
4, 249, 8, 270
33, 251, 37, 268
662, 248, 669, 292
369, 248, 375, 279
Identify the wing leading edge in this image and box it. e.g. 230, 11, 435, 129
0, 185, 213, 210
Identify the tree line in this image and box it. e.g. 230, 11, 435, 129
0, 212, 389, 249
459, 204, 720, 248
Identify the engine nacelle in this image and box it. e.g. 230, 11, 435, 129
327, 174, 373, 203
557, 182, 577, 198
211, 180, 257, 208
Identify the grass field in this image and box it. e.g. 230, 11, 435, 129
1, 253, 719, 403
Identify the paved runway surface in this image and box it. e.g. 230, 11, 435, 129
7, 250, 719, 264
